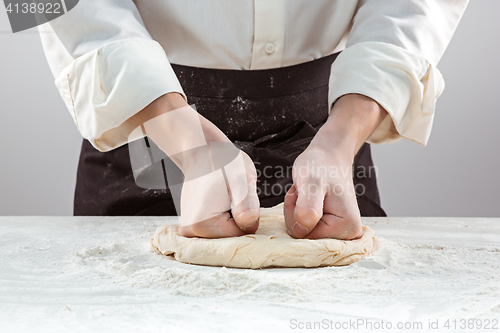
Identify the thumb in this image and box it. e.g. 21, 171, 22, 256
225, 152, 260, 233
291, 180, 325, 238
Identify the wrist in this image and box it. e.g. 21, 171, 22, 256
130, 92, 231, 172
309, 94, 387, 161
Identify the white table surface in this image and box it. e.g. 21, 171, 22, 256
1, 216, 499, 333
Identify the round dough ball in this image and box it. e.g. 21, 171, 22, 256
151, 204, 379, 269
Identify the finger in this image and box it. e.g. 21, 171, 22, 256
306, 189, 363, 240
180, 169, 231, 226
303, 214, 356, 239
305, 215, 363, 240
284, 184, 298, 236
178, 212, 246, 238
290, 180, 325, 238
231, 188, 260, 234
226, 153, 260, 233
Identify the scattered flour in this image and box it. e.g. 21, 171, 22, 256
0, 216, 499, 332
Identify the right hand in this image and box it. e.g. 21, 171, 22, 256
131, 93, 260, 238
178, 145, 260, 238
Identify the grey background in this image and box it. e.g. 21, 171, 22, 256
0, 1, 498, 216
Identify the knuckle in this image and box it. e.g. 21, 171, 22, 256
295, 205, 321, 221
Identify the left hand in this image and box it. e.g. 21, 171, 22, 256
284, 145, 363, 240
284, 94, 387, 240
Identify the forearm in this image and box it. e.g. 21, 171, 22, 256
129, 92, 230, 171
309, 94, 387, 162
129, 92, 187, 127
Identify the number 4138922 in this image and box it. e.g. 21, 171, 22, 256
5, 2, 62, 14
444, 319, 498, 330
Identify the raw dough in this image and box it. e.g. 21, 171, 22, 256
151, 203, 379, 269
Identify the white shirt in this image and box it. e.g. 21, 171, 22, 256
39, 0, 469, 152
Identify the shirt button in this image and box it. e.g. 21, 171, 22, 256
264, 42, 275, 55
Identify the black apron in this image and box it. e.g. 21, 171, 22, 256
74, 51, 386, 217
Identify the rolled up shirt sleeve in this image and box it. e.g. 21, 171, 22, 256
328, 0, 469, 145
39, 0, 187, 152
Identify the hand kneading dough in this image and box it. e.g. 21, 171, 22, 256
151, 204, 380, 269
